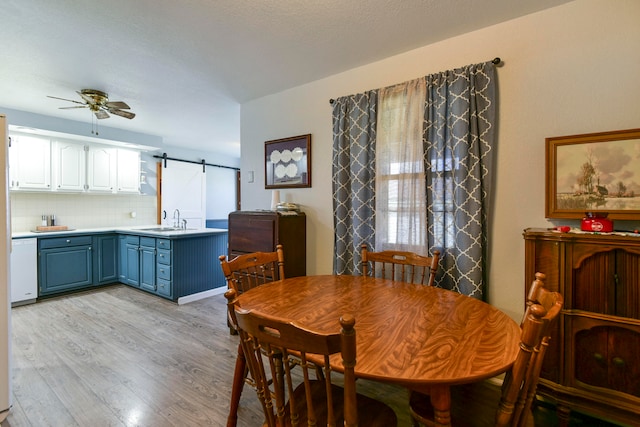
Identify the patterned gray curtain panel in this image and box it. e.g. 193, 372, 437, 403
331, 91, 378, 275
424, 61, 496, 298
331, 61, 496, 298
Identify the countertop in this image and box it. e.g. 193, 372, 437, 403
12, 225, 228, 239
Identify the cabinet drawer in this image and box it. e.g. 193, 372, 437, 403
123, 235, 139, 245
156, 239, 171, 250
157, 278, 172, 297
229, 217, 276, 252
140, 237, 155, 248
157, 264, 171, 280
39, 235, 92, 249
157, 249, 171, 265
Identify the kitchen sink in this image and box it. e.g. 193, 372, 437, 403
138, 227, 184, 232
138, 227, 199, 233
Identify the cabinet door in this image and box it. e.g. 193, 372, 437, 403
87, 146, 117, 192
39, 245, 93, 294
574, 325, 609, 389
608, 327, 640, 397
139, 244, 156, 292
574, 324, 640, 398
118, 236, 128, 282
571, 246, 640, 319
615, 250, 640, 320
571, 248, 615, 315
117, 149, 140, 193
53, 141, 86, 191
95, 235, 118, 284
125, 242, 140, 287
14, 134, 51, 190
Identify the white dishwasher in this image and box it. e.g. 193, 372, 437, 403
10, 238, 37, 306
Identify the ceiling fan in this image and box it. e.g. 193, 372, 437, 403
48, 89, 136, 120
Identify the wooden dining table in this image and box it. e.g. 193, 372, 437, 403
231, 274, 521, 427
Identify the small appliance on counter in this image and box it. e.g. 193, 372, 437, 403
581, 212, 613, 232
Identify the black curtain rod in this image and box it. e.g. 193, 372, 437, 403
329, 57, 502, 105
153, 153, 240, 172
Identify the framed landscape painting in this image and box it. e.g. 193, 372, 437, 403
545, 128, 640, 220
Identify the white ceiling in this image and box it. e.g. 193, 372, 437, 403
1, 0, 572, 158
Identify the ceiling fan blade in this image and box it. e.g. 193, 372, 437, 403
47, 95, 85, 105
105, 101, 130, 110
94, 110, 110, 119
109, 109, 135, 119
59, 106, 88, 110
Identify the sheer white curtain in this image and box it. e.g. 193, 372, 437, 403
375, 78, 427, 253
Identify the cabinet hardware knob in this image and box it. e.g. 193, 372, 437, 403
66, 239, 71, 243
612, 357, 625, 367
593, 353, 604, 362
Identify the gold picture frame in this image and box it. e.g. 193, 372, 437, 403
545, 128, 640, 220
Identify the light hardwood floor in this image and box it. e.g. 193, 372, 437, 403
3, 285, 412, 426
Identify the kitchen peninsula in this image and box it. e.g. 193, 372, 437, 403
11, 226, 228, 304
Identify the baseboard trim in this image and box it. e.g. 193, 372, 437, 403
177, 286, 227, 305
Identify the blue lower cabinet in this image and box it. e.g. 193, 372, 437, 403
139, 238, 157, 292
38, 230, 228, 301
154, 239, 173, 299
94, 234, 118, 284
117, 235, 141, 287
39, 236, 93, 296
117, 236, 173, 299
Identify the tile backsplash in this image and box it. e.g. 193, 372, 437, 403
10, 192, 157, 232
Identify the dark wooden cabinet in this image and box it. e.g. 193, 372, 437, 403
228, 211, 306, 278
524, 228, 640, 426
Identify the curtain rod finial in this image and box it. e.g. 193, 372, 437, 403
492, 57, 503, 66
329, 98, 335, 105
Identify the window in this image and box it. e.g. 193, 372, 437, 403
376, 81, 427, 253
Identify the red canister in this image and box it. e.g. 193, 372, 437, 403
581, 212, 613, 232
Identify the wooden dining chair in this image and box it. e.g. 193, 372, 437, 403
225, 288, 398, 427
361, 243, 440, 285
219, 245, 285, 427
219, 244, 285, 297
408, 273, 563, 427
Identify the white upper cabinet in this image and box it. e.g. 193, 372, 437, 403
10, 134, 51, 190
116, 148, 140, 193
87, 146, 117, 192
9, 131, 141, 194
52, 140, 86, 191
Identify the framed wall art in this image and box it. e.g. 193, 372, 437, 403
545, 128, 640, 220
265, 134, 311, 189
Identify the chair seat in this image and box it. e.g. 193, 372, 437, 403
409, 382, 534, 427
286, 380, 397, 427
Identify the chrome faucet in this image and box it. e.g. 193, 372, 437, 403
173, 209, 180, 228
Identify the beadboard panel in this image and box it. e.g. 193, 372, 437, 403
173, 233, 228, 298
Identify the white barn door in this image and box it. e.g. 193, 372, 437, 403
161, 160, 206, 229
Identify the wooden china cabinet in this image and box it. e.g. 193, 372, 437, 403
524, 228, 640, 426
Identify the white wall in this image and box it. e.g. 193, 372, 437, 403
240, 0, 640, 320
